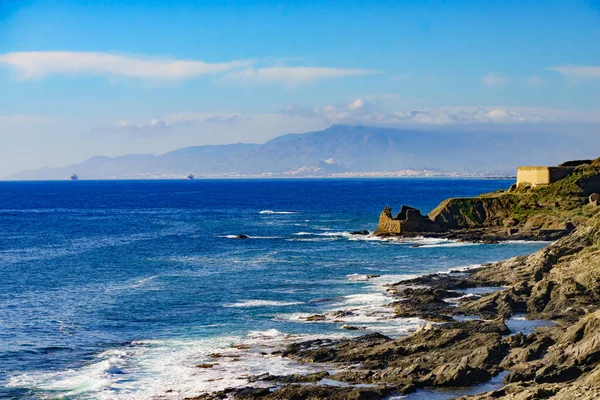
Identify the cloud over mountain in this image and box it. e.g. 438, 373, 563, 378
279, 98, 595, 125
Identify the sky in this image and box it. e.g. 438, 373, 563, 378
0, 0, 599, 177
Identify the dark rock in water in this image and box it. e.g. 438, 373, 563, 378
305, 314, 327, 322
342, 325, 366, 330
351, 230, 370, 235
367, 274, 381, 279
234, 234, 250, 239
195, 363, 216, 369
330, 310, 355, 318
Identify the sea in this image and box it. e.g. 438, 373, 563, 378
0, 179, 548, 399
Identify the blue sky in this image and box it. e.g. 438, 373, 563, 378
0, 0, 599, 176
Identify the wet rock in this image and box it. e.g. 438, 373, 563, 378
342, 325, 366, 330
196, 363, 217, 368
305, 314, 327, 322
427, 361, 492, 386
234, 385, 391, 400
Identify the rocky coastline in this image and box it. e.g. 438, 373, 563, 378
191, 161, 600, 400
375, 160, 600, 243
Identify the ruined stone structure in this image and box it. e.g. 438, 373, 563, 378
375, 205, 441, 235
516, 166, 575, 188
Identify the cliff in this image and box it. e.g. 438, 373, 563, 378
375, 160, 600, 241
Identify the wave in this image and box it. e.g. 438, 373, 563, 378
291, 231, 384, 242
286, 237, 338, 242
346, 273, 382, 282
384, 236, 480, 248
6, 332, 325, 399
504, 240, 554, 245
223, 300, 303, 308
258, 210, 297, 215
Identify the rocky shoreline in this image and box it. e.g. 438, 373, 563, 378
190, 213, 600, 399
189, 162, 600, 400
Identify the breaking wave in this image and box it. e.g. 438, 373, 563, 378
223, 300, 304, 308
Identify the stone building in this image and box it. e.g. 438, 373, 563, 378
516, 160, 595, 188
516, 166, 575, 188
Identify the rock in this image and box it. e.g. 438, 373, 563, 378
503, 217, 518, 227
351, 230, 370, 235
428, 361, 492, 386
234, 234, 250, 239
305, 314, 327, 321
342, 325, 366, 330
330, 310, 355, 318
196, 363, 217, 368
590, 193, 600, 206
232, 385, 391, 400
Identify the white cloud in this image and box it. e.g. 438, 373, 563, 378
482, 73, 509, 87
0, 51, 248, 81
526, 74, 542, 86
111, 113, 253, 133
548, 66, 600, 82
220, 66, 380, 86
279, 98, 598, 125
0, 51, 379, 86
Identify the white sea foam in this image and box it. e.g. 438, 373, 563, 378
223, 300, 303, 308
291, 231, 384, 243
286, 237, 338, 242
104, 275, 160, 293
504, 240, 553, 245
7, 331, 327, 399
388, 237, 481, 248
258, 210, 297, 214
346, 274, 371, 282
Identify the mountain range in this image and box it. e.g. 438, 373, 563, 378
10, 125, 600, 179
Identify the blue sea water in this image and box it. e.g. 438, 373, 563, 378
0, 179, 548, 399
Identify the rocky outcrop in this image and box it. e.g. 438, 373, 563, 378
375, 162, 600, 239
375, 205, 442, 235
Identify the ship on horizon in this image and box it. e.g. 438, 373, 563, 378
70, 174, 79, 181
187, 174, 195, 180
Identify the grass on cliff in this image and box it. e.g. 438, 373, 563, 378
534, 164, 600, 197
